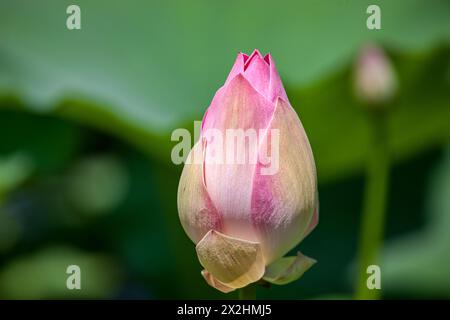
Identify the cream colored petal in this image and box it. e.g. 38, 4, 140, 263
196, 230, 265, 289
177, 141, 222, 244
201, 270, 235, 293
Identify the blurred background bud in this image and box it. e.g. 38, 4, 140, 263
354, 44, 398, 107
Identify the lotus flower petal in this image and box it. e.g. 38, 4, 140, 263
201, 270, 235, 293
201, 74, 274, 242
196, 230, 265, 289
242, 50, 270, 97
251, 97, 318, 263
224, 53, 246, 86
263, 252, 316, 285
178, 141, 222, 243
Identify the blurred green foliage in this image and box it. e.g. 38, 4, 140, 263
0, 246, 119, 299
382, 146, 450, 298
0, 0, 449, 299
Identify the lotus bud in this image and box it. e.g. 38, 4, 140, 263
354, 44, 397, 106
177, 50, 318, 293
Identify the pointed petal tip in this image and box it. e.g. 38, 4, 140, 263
297, 251, 317, 265
250, 48, 263, 57
223, 72, 266, 98
263, 53, 271, 65
244, 49, 267, 70
275, 95, 289, 105
229, 72, 247, 82
201, 229, 260, 245
262, 252, 316, 285
273, 95, 292, 109
239, 52, 249, 63
223, 72, 253, 94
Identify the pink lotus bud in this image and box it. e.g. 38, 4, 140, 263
354, 44, 397, 106
177, 50, 318, 293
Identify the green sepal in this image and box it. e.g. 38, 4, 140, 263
262, 252, 316, 285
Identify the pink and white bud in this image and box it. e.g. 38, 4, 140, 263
354, 44, 397, 106
177, 50, 318, 292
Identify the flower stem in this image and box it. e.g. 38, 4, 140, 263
238, 285, 256, 300
355, 111, 390, 300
